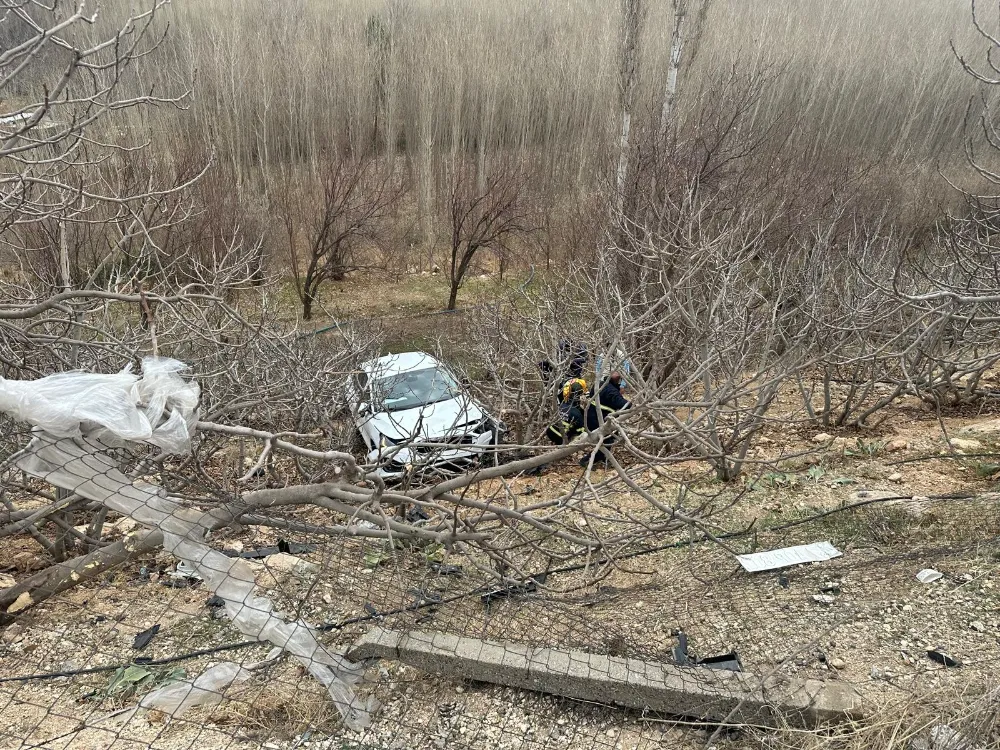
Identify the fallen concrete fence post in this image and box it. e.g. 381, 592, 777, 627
349, 628, 864, 728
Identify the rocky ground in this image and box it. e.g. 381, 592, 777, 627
2, 398, 1000, 749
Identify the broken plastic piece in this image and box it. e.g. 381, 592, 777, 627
223, 540, 317, 559
139, 661, 251, 717
927, 649, 961, 668
696, 652, 743, 672
430, 563, 464, 576
673, 633, 690, 665
133, 624, 160, 650
917, 569, 944, 584
737, 541, 842, 573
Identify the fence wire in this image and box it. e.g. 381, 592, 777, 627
2, 417, 1000, 750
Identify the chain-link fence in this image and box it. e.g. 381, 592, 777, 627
3, 395, 1000, 750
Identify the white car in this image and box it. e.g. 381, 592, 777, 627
347, 351, 503, 479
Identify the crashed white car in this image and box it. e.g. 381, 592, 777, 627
347, 351, 503, 479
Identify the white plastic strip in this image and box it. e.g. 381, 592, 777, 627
737, 541, 842, 573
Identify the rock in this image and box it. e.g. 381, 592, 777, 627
885, 438, 909, 453
812, 433, 833, 444
888, 472, 903, 482
0, 572, 14, 588
263, 553, 319, 576
948, 437, 983, 452
812, 594, 837, 605
971, 620, 986, 633
829, 657, 846, 670
958, 419, 1000, 438
2, 623, 23, 644
431, 264, 441, 275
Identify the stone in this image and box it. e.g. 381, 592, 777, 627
0, 573, 14, 588
812, 433, 833, 444
263, 553, 319, 576
958, 419, 1000, 438
829, 657, 846, 670
971, 621, 986, 633
348, 628, 864, 727
888, 473, 903, 482
948, 437, 983, 452
885, 438, 909, 453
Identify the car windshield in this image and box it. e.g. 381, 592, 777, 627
373, 366, 461, 412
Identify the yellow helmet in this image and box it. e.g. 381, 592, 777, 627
562, 378, 587, 402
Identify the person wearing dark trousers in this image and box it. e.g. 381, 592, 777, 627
581, 371, 631, 467
546, 380, 586, 446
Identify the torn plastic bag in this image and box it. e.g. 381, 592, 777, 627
0, 357, 198, 453
139, 662, 251, 717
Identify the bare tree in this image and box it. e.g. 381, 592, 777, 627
445, 156, 532, 310
278, 150, 402, 320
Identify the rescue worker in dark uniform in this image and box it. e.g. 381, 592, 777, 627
546, 378, 586, 445
581, 371, 631, 467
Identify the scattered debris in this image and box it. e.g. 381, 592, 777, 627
926, 649, 961, 668
480, 575, 546, 606
205, 595, 226, 608
917, 569, 944, 584
673, 633, 690, 665
222, 539, 317, 559
812, 594, 837, 605
430, 563, 464, 576
164, 560, 203, 586
407, 588, 443, 606
672, 632, 742, 671
133, 624, 160, 650
696, 652, 743, 672
737, 541, 842, 573
778, 574, 789, 588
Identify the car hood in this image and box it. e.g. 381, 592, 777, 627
369, 397, 486, 441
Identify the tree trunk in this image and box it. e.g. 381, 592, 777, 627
614, 0, 643, 223
303, 289, 314, 320
447, 279, 460, 311
660, 1, 686, 138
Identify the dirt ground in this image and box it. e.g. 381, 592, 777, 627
3, 279, 1000, 750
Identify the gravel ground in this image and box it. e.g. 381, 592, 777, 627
3, 405, 1000, 749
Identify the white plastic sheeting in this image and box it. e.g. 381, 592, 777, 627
0, 357, 199, 453
1, 359, 373, 730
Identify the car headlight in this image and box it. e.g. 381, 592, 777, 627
379, 434, 398, 449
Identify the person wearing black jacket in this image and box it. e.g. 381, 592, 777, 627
546, 380, 586, 445
582, 372, 631, 467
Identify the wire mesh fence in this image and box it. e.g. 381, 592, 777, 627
3, 400, 1000, 750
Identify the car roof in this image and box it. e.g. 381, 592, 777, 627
361, 351, 442, 378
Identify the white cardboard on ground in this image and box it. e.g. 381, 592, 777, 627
737, 541, 842, 573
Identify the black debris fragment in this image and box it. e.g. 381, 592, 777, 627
927, 649, 961, 668
430, 563, 464, 576
132, 624, 160, 650
673, 633, 690, 665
